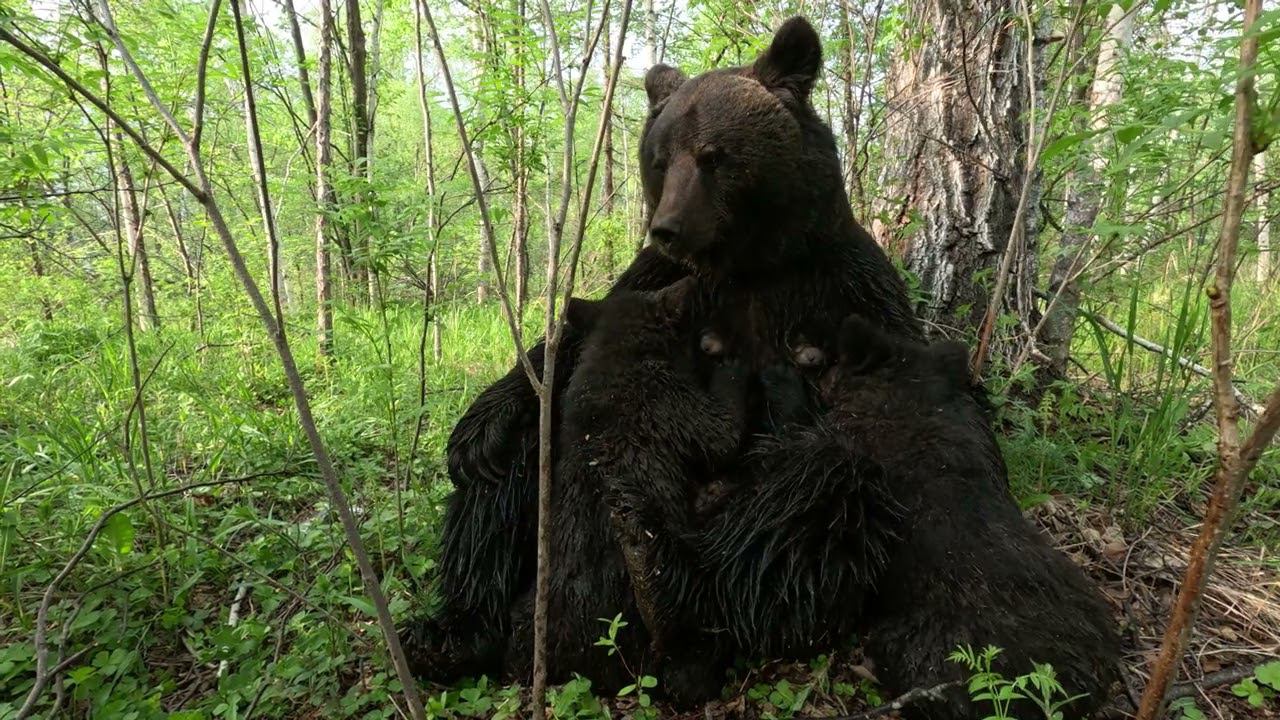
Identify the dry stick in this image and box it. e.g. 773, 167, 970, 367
1029, 288, 1263, 417
3, 7, 426, 718
230, 0, 286, 331
1134, 1, 1276, 717
816, 680, 964, 720
14, 476, 258, 718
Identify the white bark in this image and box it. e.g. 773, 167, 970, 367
1256, 150, 1271, 283
1039, 2, 1137, 375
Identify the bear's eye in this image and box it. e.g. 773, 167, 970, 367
696, 145, 724, 169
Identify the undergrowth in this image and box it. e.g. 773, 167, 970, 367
1, 293, 1277, 718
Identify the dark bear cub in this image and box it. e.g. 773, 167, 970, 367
501, 277, 750, 695
821, 318, 1120, 720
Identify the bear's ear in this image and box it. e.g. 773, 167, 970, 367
752, 16, 822, 102
565, 297, 604, 334
653, 276, 698, 320
837, 315, 895, 374
645, 64, 688, 108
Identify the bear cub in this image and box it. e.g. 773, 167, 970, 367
821, 318, 1121, 720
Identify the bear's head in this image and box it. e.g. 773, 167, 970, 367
640, 17, 845, 275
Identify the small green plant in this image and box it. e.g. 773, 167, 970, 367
1231, 661, 1280, 708
424, 676, 521, 718
747, 677, 813, 719
594, 614, 658, 719
548, 675, 609, 719
948, 645, 1086, 720
1169, 696, 1207, 720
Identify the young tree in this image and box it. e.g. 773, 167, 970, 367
316, 0, 336, 358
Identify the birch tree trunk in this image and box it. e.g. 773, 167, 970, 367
874, 0, 1043, 338
601, 5, 616, 275
316, 0, 336, 358
113, 134, 160, 331
1256, 150, 1271, 283
1039, 2, 1136, 376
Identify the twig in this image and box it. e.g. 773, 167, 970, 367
217, 582, 252, 678
1135, 1, 1279, 717
1166, 663, 1270, 702
814, 680, 964, 720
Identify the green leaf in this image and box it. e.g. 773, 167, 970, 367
341, 595, 376, 617
1255, 661, 1280, 690
102, 513, 135, 555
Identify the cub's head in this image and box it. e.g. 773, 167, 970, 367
640, 17, 841, 275
566, 277, 705, 368
821, 316, 981, 416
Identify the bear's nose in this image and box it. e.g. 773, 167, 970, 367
649, 216, 681, 246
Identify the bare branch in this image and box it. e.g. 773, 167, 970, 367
230, 0, 287, 328
0, 27, 202, 199
1135, 1, 1274, 716
192, 0, 224, 155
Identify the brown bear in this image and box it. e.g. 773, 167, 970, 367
401, 15, 921, 688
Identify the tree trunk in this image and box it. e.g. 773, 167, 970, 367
601, 6, 617, 276
475, 152, 492, 304
281, 0, 317, 130
26, 234, 53, 321
512, 0, 530, 315
1256, 150, 1271, 283
346, 0, 371, 299
316, 0, 336, 358
1038, 2, 1136, 376
413, 0, 443, 359
839, 0, 860, 209
113, 135, 160, 331
644, 0, 656, 66
161, 191, 198, 294
874, 0, 1043, 339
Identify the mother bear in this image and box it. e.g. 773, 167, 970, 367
401, 16, 920, 688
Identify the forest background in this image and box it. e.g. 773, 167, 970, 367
1, 0, 1279, 717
